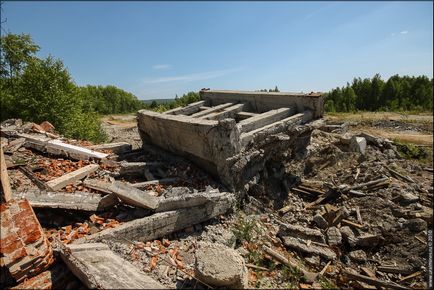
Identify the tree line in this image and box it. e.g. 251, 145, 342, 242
324, 74, 433, 113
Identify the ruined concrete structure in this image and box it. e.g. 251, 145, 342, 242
137, 90, 323, 189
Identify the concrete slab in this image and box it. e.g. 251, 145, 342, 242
59, 243, 164, 289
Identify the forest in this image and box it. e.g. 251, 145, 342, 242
324, 74, 433, 113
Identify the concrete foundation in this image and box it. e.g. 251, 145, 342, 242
137, 90, 323, 189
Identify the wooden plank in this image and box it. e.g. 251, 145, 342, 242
189, 102, 234, 118
58, 242, 164, 289
201, 103, 245, 120
377, 265, 413, 275
341, 219, 364, 229
0, 145, 13, 202
18, 166, 50, 191
351, 177, 389, 190
238, 107, 294, 133
163, 100, 205, 115
12, 190, 118, 211
342, 269, 411, 290
262, 246, 318, 283
46, 164, 99, 191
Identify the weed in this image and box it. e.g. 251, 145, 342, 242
394, 140, 430, 162
231, 215, 258, 246
318, 276, 337, 290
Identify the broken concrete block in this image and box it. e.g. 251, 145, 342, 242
156, 191, 230, 212
46, 164, 99, 191
404, 218, 426, 232
313, 213, 328, 229
1, 199, 54, 284
326, 226, 342, 246
118, 161, 162, 176
89, 142, 132, 154
395, 192, 419, 205
74, 193, 235, 243
350, 136, 367, 155
278, 223, 326, 244
356, 234, 382, 247
195, 242, 248, 289
109, 181, 159, 210
339, 226, 356, 244
59, 243, 164, 289
348, 250, 367, 263
281, 236, 336, 260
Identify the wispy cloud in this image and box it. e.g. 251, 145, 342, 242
400, 30, 408, 34
143, 67, 244, 84
152, 64, 172, 70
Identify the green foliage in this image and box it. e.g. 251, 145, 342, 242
231, 215, 259, 247
318, 276, 337, 290
394, 140, 429, 161
78, 85, 145, 115
325, 74, 433, 113
280, 265, 304, 288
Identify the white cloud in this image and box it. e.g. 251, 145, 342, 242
142, 67, 244, 84
400, 30, 408, 34
152, 64, 172, 70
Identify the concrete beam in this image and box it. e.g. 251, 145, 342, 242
88, 142, 132, 154
59, 243, 164, 289
163, 100, 206, 115
118, 161, 162, 176
46, 164, 99, 191
12, 190, 118, 211
83, 179, 159, 210
19, 133, 108, 160
190, 103, 234, 118
156, 191, 227, 212
74, 193, 234, 243
129, 177, 179, 189
240, 112, 305, 147
236, 111, 258, 120
201, 103, 245, 120
237, 107, 294, 133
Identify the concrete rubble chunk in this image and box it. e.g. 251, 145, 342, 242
59, 242, 164, 289
194, 242, 248, 289
339, 226, 356, 245
313, 213, 328, 229
1, 199, 54, 285
156, 191, 230, 212
348, 250, 367, 263
118, 161, 162, 176
350, 136, 367, 155
278, 223, 326, 244
46, 164, 99, 191
281, 236, 337, 260
73, 192, 235, 243
326, 226, 342, 246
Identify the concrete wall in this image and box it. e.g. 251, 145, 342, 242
200, 90, 324, 118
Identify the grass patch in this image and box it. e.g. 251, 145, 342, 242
318, 276, 337, 290
394, 140, 432, 163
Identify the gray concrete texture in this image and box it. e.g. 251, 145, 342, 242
137, 90, 323, 189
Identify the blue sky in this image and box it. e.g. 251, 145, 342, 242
2, 1, 433, 100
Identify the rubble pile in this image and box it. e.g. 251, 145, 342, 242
1, 116, 432, 289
